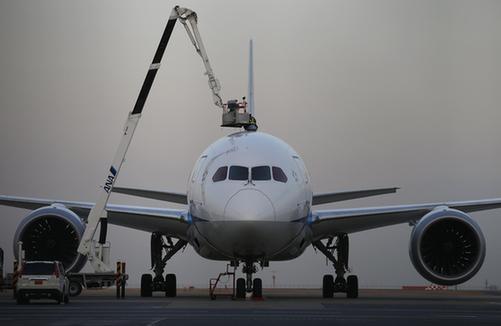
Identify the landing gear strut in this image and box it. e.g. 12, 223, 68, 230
140, 233, 187, 297
235, 260, 262, 299
314, 234, 358, 298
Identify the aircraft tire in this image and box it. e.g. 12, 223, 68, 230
322, 274, 334, 298
165, 273, 177, 297
252, 278, 262, 298
141, 274, 153, 297
236, 278, 246, 299
346, 275, 358, 298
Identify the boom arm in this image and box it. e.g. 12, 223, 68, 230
174, 7, 224, 109
78, 6, 237, 272
77, 8, 180, 272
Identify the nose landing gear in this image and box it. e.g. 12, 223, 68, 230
235, 260, 263, 299
314, 234, 359, 299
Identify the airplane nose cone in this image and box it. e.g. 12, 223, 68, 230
224, 189, 276, 221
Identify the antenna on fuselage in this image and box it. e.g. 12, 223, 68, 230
248, 39, 255, 117
243, 39, 257, 131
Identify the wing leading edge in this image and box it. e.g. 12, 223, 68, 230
311, 197, 501, 240
111, 186, 398, 206
112, 187, 188, 204
0, 195, 190, 239
312, 187, 399, 205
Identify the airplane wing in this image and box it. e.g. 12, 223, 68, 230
0, 195, 190, 238
312, 187, 399, 205
112, 186, 188, 204
310, 198, 501, 240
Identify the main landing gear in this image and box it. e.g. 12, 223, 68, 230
141, 233, 187, 297
235, 260, 263, 299
314, 234, 359, 299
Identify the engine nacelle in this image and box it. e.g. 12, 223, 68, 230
13, 205, 87, 273
409, 207, 485, 285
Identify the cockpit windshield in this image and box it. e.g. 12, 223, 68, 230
229, 166, 248, 180
213, 165, 288, 183
251, 166, 271, 181
272, 166, 288, 183
212, 166, 228, 182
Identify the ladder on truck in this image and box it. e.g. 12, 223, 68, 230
77, 6, 250, 273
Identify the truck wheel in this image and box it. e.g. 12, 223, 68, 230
69, 281, 83, 297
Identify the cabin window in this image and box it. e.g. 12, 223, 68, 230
272, 166, 288, 183
252, 166, 271, 181
212, 166, 228, 182
229, 166, 248, 181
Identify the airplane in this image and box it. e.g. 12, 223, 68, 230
2, 15, 501, 300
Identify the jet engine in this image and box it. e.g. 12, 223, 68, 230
13, 205, 87, 273
409, 208, 485, 285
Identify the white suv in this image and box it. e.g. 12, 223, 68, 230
15, 261, 70, 304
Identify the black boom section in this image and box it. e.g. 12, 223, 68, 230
131, 17, 177, 115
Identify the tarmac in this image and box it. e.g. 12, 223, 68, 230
1, 288, 501, 326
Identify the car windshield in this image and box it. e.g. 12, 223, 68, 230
23, 262, 54, 275
252, 166, 271, 181
229, 166, 248, 180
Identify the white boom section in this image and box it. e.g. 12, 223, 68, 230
77, 8, 180, 272
77, 114, 140, 272
78, 6, 227, 273
174, 7, 225, 109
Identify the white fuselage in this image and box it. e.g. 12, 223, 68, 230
187, 131, 313, 262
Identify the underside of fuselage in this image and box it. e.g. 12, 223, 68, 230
187, 220, 312, 261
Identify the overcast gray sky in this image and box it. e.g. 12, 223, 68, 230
1, 0, 500, 288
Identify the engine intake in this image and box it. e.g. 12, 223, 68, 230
409, 208, 485, 285
13, 205, 87, 273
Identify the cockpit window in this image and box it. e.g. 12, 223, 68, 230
272, 166, 288, 183
229, 166, 248, 180
212, 166, 228, 182
252, 166, 271, 181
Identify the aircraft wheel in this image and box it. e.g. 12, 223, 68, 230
140, 274, 153, 297
165, 273, 177, 297
236, 278, 246, 299
252, 278, 262, 298
322, 274, 334, 298
346, 275, 358, 298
